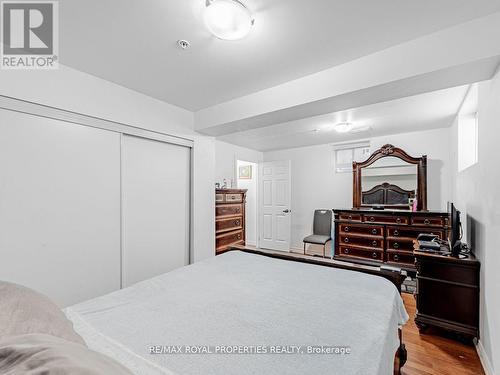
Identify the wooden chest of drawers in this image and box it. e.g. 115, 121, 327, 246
414, 250, 479, 340
215, 189, 247, 254
334, 209, 448, 271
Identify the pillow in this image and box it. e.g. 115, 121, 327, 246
0, 333, 134, 375
0, 281, 85, 345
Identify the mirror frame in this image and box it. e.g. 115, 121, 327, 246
352, 144, 427, 211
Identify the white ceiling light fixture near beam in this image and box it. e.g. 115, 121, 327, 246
334, 122, 353, 133
332, 122, 372, 133
204, 0, 254, 41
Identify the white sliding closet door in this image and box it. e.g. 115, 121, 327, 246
121, 135, 190, 287
0, 108, 121, 307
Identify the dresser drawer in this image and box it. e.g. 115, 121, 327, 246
216, 216, 243, 233
225, 193, 244, 203
363, 214, 409, 225
215, 193, 225, 203
339, 235, 383, 249
216, 204, 243, 217
338, 246, 383, 262
386, 250, 415, 266
411, 216, 447, 227
338, 223, 384, 237
216, 229, 244, 251
386, 238, 414, 252
338, 213, 362, 222
387, 226, 445, 239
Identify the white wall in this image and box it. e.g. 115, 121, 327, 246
215, 140, 263, 188
237, 161, 258, 246
192, 135, 216, 262
264, 127, 452, 249
0, 64, 193, 136
450, 73, 500, 375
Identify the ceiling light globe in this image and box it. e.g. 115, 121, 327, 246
204, 0, 253, 41
334, 122, 354, 133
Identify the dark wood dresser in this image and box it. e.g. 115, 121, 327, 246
333, 209, 448, 271
215, 189, 247, 254
414, 250, 480, 341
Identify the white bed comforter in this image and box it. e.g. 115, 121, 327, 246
65, 251, 408, 375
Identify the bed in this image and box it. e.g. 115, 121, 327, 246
362, 182, 416, 206
64, 249, 409, 375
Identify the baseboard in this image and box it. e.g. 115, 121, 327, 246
476, 339, 495, 375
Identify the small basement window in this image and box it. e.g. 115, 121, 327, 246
334, 142, 370, 173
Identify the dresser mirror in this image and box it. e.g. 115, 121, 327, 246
353, 144, 427, 211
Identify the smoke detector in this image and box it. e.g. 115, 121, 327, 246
177, 40, 191, 50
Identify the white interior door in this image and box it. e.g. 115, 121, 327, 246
121, 135, 190, 287
259, 160, 291, 251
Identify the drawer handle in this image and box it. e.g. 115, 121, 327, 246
237, 234, 241, 239
372, 252, 378, 259
369, 216, 375, 222
343, 248, 349, 254
236, 208, 240, 212
424, 219, 430, 225
344, 226, 350, 232
394, 229, 399, 236
235, 220, 240, 226
394, 242, 399, 249
394, 254, 399, 261
396, 217, 401, 223
348, 215, 353, 220
371, 229, 377, 235
372, 240, 377, 246
344, 237, 349, 243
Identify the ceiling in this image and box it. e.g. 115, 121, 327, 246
60, 0, 500, 111
218, 85, 469, 151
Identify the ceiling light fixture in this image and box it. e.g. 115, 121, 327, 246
204, 0, 254, 41
334, 122, 354, 133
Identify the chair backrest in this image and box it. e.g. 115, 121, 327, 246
313, 209, 332, 236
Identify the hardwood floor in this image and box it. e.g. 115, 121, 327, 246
237, 246, 485, 375
401, 293, 484, 375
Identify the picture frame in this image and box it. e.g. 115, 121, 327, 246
238, 165, 252, 179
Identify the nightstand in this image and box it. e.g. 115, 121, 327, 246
414, 250, 480, 341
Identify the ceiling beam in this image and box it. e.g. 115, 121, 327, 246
194, 12, 500, 136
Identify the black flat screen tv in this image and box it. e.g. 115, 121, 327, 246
448, 202, 462, 256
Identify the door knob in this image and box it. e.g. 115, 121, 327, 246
283, 209, 291, 213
